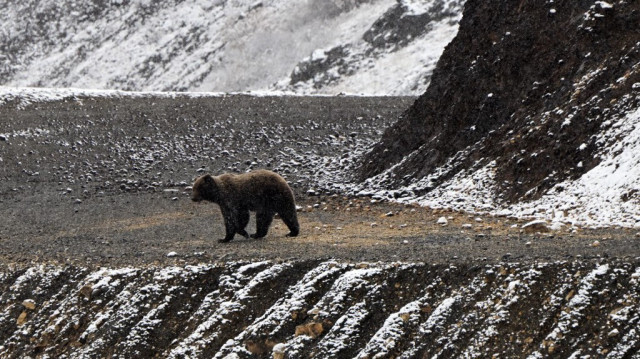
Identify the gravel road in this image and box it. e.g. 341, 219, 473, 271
1, 94, 639, 268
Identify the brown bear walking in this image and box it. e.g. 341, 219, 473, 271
192, 169, 300, 242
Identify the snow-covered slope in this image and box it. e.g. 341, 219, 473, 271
0, 0, 463, 95
378, 106, 640, 228
2, 261, 639, 358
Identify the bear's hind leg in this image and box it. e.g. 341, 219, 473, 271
280, 208, 300, 237
251, 210, 274, 239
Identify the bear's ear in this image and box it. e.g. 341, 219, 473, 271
204, 174, 214, 184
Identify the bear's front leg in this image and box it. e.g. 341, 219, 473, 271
219, 206, 237, 243
236, 209, 250, 238
219, 223, 236, 243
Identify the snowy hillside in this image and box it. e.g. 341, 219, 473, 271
0, 0, 463, 95
3, 261, 640, 358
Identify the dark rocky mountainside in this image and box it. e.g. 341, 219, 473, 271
359, 0, 640, 202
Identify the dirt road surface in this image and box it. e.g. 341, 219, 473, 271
1, 94, 638, 268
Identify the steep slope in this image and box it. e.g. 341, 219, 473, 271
272, 0, 464, 95
0, 0, 463, 95
2, 261, 639, 358
358, 0, 640, 225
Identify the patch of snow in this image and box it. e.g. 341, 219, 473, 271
356, 300, 422, 358
509, 106, 640, 227
540, 264, 609, 349
314, 301, 369, 356
215, 261, 347, 357
595, 1, 613, 9
170, 262, 290, 359
350, 103, 640, 229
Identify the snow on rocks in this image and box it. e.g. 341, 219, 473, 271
169, 261, 292, 359
509, 106, 640, 228
351, 103, 640, 229
531, 264, 611, 356
1, 261, 640, 357
355, 299, 422, 358
212, 261, 347, 357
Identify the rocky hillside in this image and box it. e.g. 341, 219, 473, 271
0, 0, 463, 95
358, 0, 640, 226
272, 0, 464, 95
2, 260, 639, 358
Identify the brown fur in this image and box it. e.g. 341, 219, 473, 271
192, 169, 300, 242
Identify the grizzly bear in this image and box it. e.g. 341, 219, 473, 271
192, 169, 300, 242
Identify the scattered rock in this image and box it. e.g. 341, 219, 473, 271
22, 299, 36, 310
399, 312, 411, 322
437, 217, 448, 226
295, 322, 323, 338
273, 343, 286, 359
78, 285, 93, 300
16, 311, 27, 326
522, 220, 550, 233
166, 251, 178, 257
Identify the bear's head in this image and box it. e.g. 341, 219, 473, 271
192, 174, 219, 202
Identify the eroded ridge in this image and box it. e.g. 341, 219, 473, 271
1, 260, 639, 358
